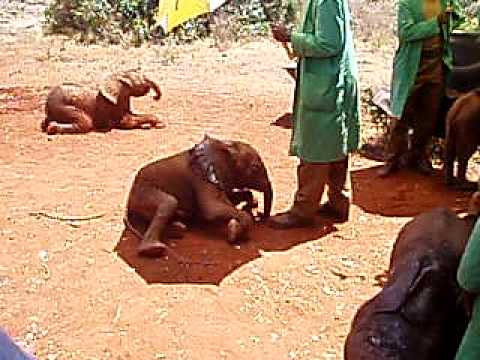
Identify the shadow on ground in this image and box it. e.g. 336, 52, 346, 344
115, 217, 335, 286
352, 165, 473, 217
271, 112, 293, 129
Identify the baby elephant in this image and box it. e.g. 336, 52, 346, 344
344, 206, 479, 360
444, 89, 480, 190
124, 135, 273, 257
43, 70, 164, 135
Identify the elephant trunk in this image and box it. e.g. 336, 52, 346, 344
144, 77, 162, 100
262, 179, 273, 219
251, 171, 272, 219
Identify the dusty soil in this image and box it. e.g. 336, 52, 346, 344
0, 31, 477, 359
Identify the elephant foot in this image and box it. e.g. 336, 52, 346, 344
151, 120, 166, 129
164, 221, 187, 239
138, 241, 168, 258
46, 122, 58, 135
227, 218, 243, 243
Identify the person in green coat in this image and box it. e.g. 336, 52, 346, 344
268, 0, 360, 228
456, 209, 480, 359
379, 0, 464, 177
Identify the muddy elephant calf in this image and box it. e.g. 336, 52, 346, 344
344, 204, 480, 360
43, 69, 164, 135
124, 135, 273, 257
444, 89, 480, 190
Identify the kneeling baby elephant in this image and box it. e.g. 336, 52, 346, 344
344, 199, 480, 360
124, 135, 273, 257
43, 69, 164, 135
444, 89, 480, 190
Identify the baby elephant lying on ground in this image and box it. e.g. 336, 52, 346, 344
444, 89, 480, 190
124, 135, 273, 257
344, 197, 480, 360
43, 69, 164, 135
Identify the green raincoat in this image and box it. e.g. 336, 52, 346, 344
455, 219, 480, 360
289, 0, 360, 163
390, 0, 464, 118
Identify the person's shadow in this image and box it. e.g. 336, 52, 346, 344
115, 217, 335, 286
351, 165, 474, 217
271, 112, 293, 129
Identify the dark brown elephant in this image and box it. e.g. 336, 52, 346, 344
444, 89, 480, 190
344, 196, 480, 360
42, 70, 164, 135
124, 135, 273, 257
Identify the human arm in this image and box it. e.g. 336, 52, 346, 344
397, 1, 441, 43
291, 0, 344, 58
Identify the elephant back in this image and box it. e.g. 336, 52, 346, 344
55, 83, 97, 114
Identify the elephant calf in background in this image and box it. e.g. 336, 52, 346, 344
43, 69, 164, 135
444, 89, 480, 190
345, 195, 480, 360
124, 135, 273, 257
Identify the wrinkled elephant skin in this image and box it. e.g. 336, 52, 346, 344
444, 89, 480, 190
344, 207, 479, 360
43, 70, 164, 135
124, 135, 273, 257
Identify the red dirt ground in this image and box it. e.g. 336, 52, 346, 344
0, 34, 476, 359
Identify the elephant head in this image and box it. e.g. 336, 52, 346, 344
376, 255, 458, 322
345, 254, 465, 360
191, 135, 273, 219
99, 70, 162, 106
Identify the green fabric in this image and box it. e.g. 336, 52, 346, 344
455, 219, 480, 359
289, 0, 360, 163
390, 0, 465, 118
455, 298, 480, 360
458, 219, 480, 292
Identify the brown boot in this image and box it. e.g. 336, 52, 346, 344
268, 211, 314, 229
317, 202, 349, 223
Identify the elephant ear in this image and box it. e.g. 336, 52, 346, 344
98, 71, 138, 105
372, 259, 422, 313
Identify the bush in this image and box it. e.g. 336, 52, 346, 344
44, 0, 300, 45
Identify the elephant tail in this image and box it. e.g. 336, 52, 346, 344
40, 118, 49, 132
123, 213, 145, 241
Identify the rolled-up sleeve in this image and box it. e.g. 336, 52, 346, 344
291, 0, 343, 58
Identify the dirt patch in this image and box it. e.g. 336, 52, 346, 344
0, 32, 477, 359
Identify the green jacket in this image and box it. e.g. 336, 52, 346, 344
289, 0, 360, 163
390, 0, 464, 118
456, 218, 480, 360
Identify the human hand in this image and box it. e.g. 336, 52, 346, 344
437, 7, 453, 24
271, 23, 290, 43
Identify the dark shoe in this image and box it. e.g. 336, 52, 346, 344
267, 211, 314, 229
317, 202, 349, 223
377, 160, 399, 177
414, 159, 434, 175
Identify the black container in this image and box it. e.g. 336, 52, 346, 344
450, 31, 480, 66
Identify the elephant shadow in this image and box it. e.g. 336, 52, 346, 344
351, 165, 473, 217
114, 218, 335, 286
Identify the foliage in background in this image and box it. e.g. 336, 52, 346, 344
457, 0, 480, 31
44, 0, 301, 45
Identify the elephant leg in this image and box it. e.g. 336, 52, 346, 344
228, 189, 258, 213
195, 182, 253, 243
127, 188, 179, 257
455, 150, 477, 191
118, 114, 165, 130
444, 130, 456, 186
46, 106, 94, 135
